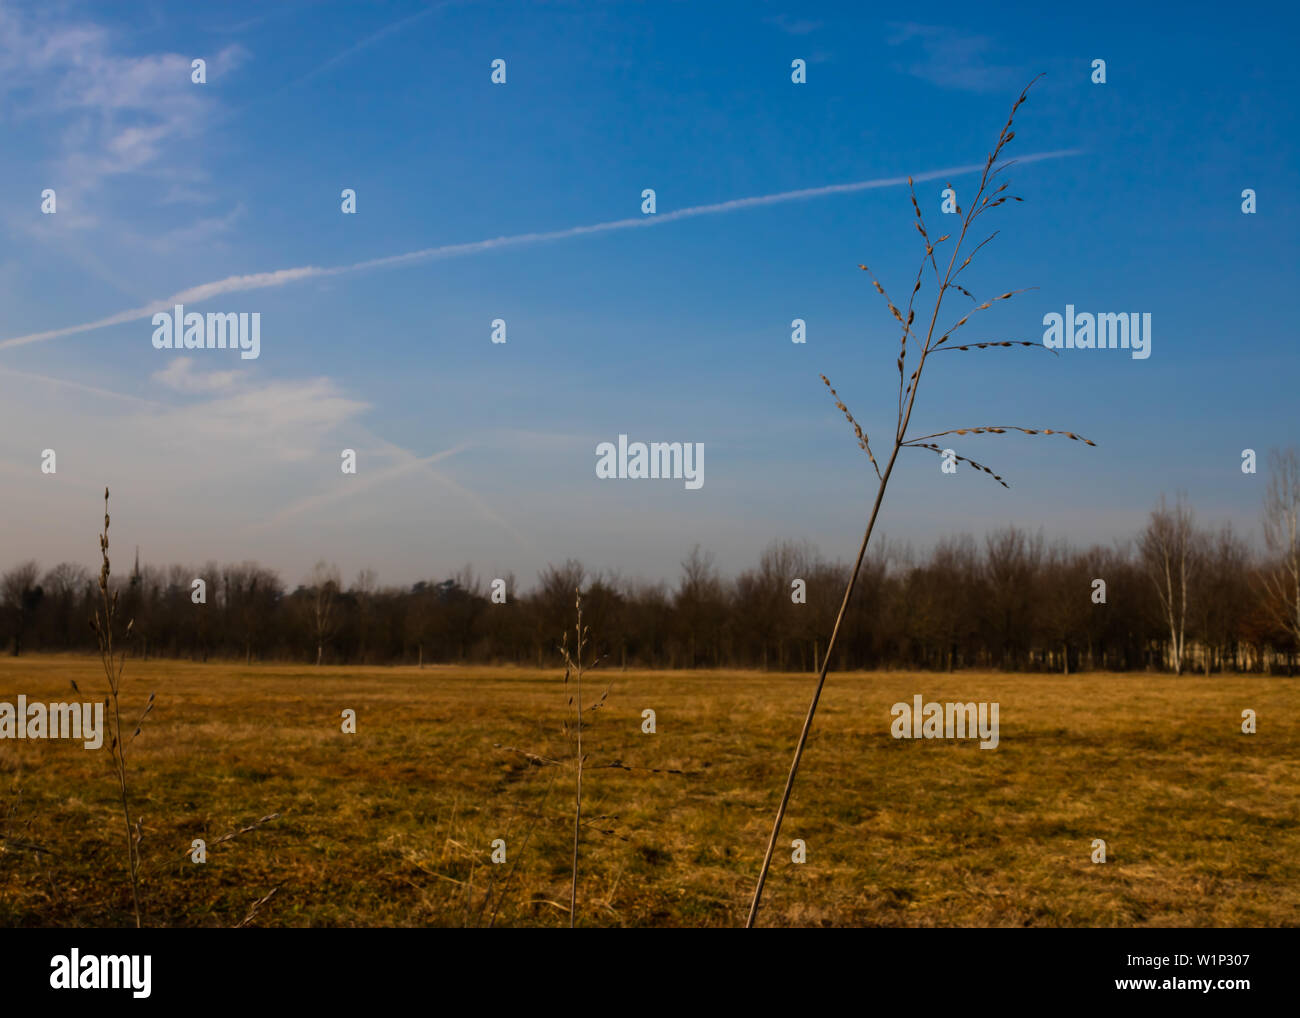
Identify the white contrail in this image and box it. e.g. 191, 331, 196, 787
0, 366, 165, 407
246, 442, 470, 531
0, 149, 1079, 351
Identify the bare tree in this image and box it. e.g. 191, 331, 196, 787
1261, 448, 1300, 652
353, 568, 377, 663
676, 545, 726, 668
40, 562, 91, 647
1194, 524, 1251, 674
308, 561, 341, 666
224, 563, 282, 665
1, 561, 42, 656
1037, 539, 1089, 674
921, 536, 979, 671
406, 580, 437, 667
982, 527, 1044, 670
1139, 494, 1198, 674
536, 560, 586, 666
759, 539, 815, 671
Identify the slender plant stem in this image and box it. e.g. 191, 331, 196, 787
744, 353, 933, 926
744, 109, 1007, 922
744, 454, 893, 927
116, 753, 140, 927
97, 490, 143, 928
570, 602, 583, 928
108, 618, 142, 930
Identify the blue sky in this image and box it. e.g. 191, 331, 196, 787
1, 0, 1297, 589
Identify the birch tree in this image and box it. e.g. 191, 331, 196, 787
1139, 494, 1197, 674
1261, 447, 1300, 649
309, 560, 340, 666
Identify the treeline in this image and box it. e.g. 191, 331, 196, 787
3, 486, 1299, 674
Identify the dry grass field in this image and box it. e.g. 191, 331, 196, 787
1, 654, 1297, 927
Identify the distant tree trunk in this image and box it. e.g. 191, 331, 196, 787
1141, 495, 1197, 676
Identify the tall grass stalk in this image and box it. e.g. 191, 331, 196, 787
90, 487, 147, 928
559, 590, 592, 927
746, 78, 1095, 927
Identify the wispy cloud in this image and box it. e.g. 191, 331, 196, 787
765, 14, 822, 35
248, 442, 470, 531
183, 378, 370, 462
886, 23, 1024, 93
0, 2, 246, 185
361, 433, 536, 554
0, 2, 247, 254
0, 358, 528, 558
226, 1, 458, 118
151, 356, 241, 394
0, 365, 438, 576
0, 149, 1080, 351
0, 365, 163, 408
283, 2, 447, 90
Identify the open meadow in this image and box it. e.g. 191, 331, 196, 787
1, 655, 1297, 927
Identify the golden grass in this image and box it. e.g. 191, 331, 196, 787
1, 654, 1297, 927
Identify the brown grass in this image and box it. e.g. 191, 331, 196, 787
2, 656, 1297, 927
